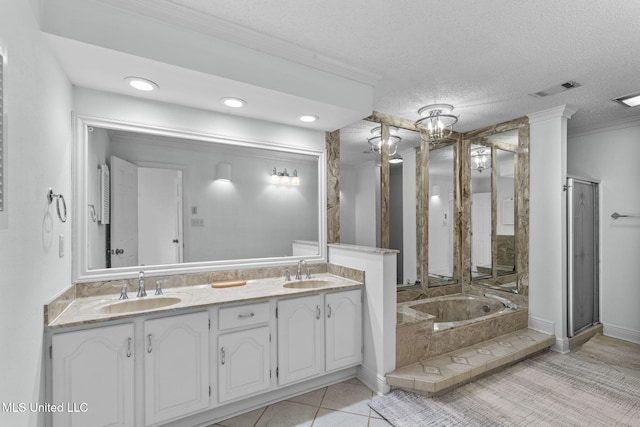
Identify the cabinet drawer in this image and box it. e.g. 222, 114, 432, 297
219, 302, 270, 330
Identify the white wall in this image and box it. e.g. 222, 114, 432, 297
568, 121, 640, 343
0, 2, 73, 426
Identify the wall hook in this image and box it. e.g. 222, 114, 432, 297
47, 188, 67, 223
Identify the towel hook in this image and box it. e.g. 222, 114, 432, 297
47, 188, 67, 223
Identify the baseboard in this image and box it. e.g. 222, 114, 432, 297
528, 315, 555, 336
357, 364, 390, 396
552, 337, 570, 354
603, 323, 640, 345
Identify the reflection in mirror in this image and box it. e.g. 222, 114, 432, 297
496, 149, 516, 276
470, 143, 492, 280
81, 121, 322, 277
428, 143, 457, 286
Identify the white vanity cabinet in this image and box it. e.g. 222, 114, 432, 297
51, 323, 135, 427
277, 294, 324, 385
325, 289, 363, 371
144, 311, 210, 426
277, 289, 362, 385
217, 302, 272, 403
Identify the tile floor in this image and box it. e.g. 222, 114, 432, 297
210, 378, 391, 427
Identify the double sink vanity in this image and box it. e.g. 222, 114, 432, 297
44, 266, 364, 427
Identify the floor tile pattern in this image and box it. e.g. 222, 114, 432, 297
211, 379, 391, 427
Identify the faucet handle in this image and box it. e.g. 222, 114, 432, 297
306, 267, 312, 279
113, 282, 129, 300
285, 269, 291, 281
155, 279, 165, 296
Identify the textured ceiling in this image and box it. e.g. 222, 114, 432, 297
46, 0, 640, 165
162, 0, 640, 164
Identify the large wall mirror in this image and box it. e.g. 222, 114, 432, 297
426, 141, 459, 287
466, 127, 519, 292
73, 116, 326, 281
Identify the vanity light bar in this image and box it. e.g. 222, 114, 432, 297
270, 168, 300, 186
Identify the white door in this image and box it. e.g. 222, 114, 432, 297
471, 192, 492, 273
144, 312, 210, 425
110, 156, 138, 268
52, 324, 135, 427
218, 327, 271, 403
138, 167, 183, 266
277, 295, 323, 385
325, 290, 362, 371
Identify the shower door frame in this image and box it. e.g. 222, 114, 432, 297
566, 176, 600, 338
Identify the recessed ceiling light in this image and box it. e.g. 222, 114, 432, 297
613, 92, 640, 107
298, 115, 319, 123
220, 97, 247, 108
124, 76, 159, 91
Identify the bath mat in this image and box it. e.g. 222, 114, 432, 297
370, 351, 640, 426
576, 333, 640, 371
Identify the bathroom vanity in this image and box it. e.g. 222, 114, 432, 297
44, 273, 363, 427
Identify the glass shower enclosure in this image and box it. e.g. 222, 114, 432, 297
567, 177, 600, 337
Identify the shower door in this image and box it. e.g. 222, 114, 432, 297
567, 177, 600, 337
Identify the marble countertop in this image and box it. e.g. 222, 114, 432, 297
47, 273, 362, 329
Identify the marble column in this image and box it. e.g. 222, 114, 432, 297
326, 130, 340, 244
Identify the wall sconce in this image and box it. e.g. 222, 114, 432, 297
431, 185, 441, 197
216, 163, 231, 182
270, 167, 300, 185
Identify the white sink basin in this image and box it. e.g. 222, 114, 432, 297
283, 280, 333, 289
97, 297, 181, 314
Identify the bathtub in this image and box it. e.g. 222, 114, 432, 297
396, 293, 526, 368
408, 294, 509, 331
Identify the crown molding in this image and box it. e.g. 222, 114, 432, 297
568, 115, 640, 139
92, 0, 381, 87
527, 105, 577, 124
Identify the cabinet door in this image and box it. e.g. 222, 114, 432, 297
52, 323, 134, 427
326, 289, 363, 371
277, 294, 323, 385
144, 311, 209, 425
218, 326, 270, 403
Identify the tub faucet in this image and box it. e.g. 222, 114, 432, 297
137, 271, 147, 297
295, 260, 307, 280
485, 293, 516, 309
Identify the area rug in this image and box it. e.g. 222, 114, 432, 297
576, 333, 640, 371
370, 351, 640, 427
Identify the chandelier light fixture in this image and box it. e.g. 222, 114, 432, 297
471, 147, 490, 173
367, 126, 401, 156
415, 104, 458, 144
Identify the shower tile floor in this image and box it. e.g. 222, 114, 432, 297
387, 328, 556, 396
210, 378, 391, 427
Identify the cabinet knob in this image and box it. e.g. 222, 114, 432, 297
221, 347, 226, 365
327, 304, 332, 318
316, 305, 321, 320
127, 337, 132, 358
147, 334, 152, 353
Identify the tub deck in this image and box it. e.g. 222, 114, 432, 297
387, 328, 555, 397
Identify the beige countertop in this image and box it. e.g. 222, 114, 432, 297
47, 273, 363, 329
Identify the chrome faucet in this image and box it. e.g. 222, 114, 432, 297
137, 271, 147, 297
295, 260, 307, 280
155, 279, 164, 296
485, 293, 517, 309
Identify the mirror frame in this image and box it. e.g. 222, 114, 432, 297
72, 115, 328, 282
461, 117, 529, 295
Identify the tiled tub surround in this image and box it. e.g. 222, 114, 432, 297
45, 263, 364, 328
396, 293, 528, 369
